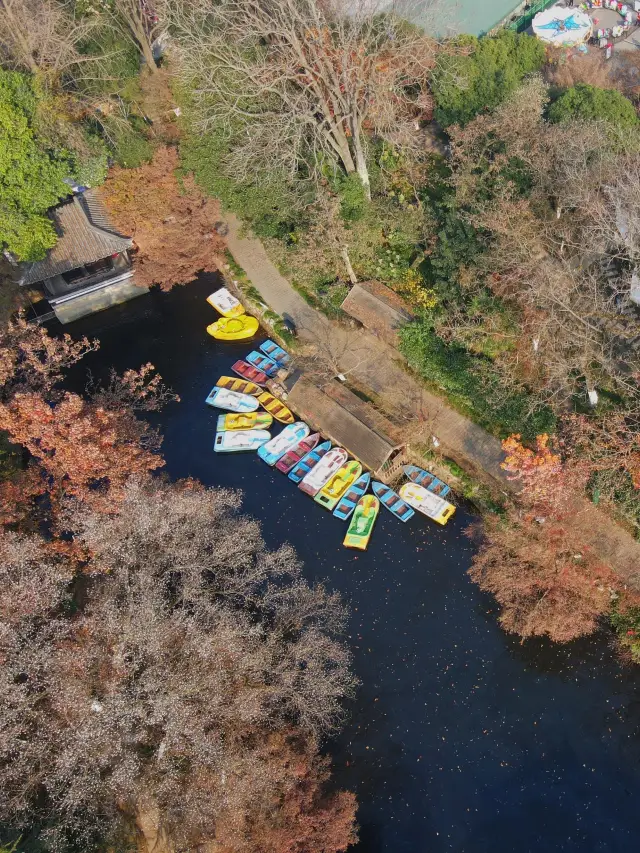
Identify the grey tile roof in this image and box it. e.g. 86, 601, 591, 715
21, 190, 132, 285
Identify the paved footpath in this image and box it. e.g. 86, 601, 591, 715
226, 214, 640, 587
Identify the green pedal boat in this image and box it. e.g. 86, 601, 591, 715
343, 495, 379, 551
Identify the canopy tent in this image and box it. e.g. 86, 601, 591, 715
532, 5, 592, 46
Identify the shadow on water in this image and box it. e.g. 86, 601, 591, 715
60, 276, 640, 853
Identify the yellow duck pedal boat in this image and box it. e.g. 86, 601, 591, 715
315, 460, 362, 511
207, 315, 259, 341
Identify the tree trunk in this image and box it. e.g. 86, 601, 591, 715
135, 803, 174, 853
139, 34, 158, 74
340, 246, 358, 285
329, 125, 356, 176
352, 130, 371, 201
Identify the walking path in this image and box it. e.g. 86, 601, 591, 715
226, 214, 640, 587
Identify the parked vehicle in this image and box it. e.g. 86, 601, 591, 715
258, 422, 310, 465
214, 429, 270, 453
206, 287, 244, 318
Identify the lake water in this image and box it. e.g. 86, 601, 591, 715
62, 275, 640, 853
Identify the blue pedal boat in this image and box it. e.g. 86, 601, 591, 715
371, 481, 415, 522
246, 350, 279, 377
205, 387, 259, 413
257, 422, 310, 466
214, 430, 271, 453
333, 473, 371, 521
260, 339, 292, 368
288, 440, 331, 483
402, 464, 450, 498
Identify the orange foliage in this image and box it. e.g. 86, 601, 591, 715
99, 146, 225, 291
0, 465, 45, 528
215, 732, 357, 853
469, 512, 616, 643
469, 432, 626, 643
501, 433, 564, 511
0, 390, 164, 511
0, 314, 97, 398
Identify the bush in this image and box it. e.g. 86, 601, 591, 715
76, 25, 141, 97
318, 283, 349, 318
71, 134, 109, 187
337, 173, 367, 222
180, 124, 308, 239
431, 31, 546, 127
105, 120, 154, 169
610, 606, 640, 662
548, 83, 639, 128
400, 319, 556, 440
0, 70, 71, 260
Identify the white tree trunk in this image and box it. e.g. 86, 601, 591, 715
340, 246, 358, 285
352, 131, 371, 200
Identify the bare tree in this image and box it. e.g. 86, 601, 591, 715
166, 0, 440, 197
112, 0, 160, 74
446, 76, 640, 413
0, 478, 356, 852
0, 0, 103, 80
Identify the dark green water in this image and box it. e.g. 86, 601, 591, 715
62, 276, 640, 853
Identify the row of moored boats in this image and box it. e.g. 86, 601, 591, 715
206, 289, 456, 550
206, 288, 455, 550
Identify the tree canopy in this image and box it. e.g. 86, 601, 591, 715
431, 30, 546, 127
548, 82, 639, 128
0, 70, 70, 260
0, 478, 357, 852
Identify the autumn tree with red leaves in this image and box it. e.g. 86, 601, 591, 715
469, 513, 616, 643
0, 387, 165, 513
100, 146, 226, 291
469, 433, 622, 643
0, 315, 97, 402
0, 315, 175, 526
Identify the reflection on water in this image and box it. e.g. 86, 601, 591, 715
62, 276, 640, 853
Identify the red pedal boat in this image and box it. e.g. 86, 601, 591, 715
276, 433, 320, 473
231, 359, 268, 385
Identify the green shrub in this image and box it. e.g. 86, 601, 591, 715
400, 319, 555, 440
71, 134, 109, 186
0, 70, 71, 260
588, 469, 640, 537
76, 25, 141, 97
317, 282, 349, 318
610, 606, 640, 662
548, 83, 639, 128
432, 31, 546, 127
180, 124, 309, 239
337, 173, 367, 221
106, 120, 154, 169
